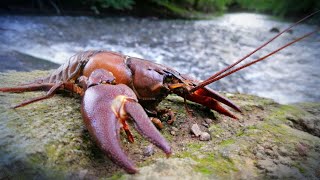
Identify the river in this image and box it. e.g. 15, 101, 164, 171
0, 13, 319, 104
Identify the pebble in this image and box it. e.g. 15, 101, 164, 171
191, 124, 202, 137
199, 132, 211, 141
143, 145, 154, 157
170, 131, 176, 136
202, 122, 209, 128
204, 118, 213, 124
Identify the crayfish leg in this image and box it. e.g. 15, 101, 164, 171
121, 120, 135, 143
0, 83, 55, 93
11, 82, 63, 108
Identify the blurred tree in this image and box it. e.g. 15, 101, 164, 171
235, 0, 320, 17
0, 0, 319, 18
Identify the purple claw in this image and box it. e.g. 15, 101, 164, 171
125, 100, 172, 156
81, 85, 138, 173
81, 79, 171, 173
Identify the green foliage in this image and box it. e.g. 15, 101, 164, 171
98, 0, 134, 9
5, 0, 319, 18
149, 0, 233, 18
235, 0, 320, 17
147, 0, 320, 18
83, 0, 134, 10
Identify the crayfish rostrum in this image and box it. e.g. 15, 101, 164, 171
0, 11, 318, 174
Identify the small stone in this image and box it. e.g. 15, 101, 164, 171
226, 93, 234, 97
191, 124, 202, 137
269, 27, 280, 33
256, 152, 265, 160
199, 132, 211, 141
172, 127, 178, 131
296, 143, 308, 156
256, 159, 275, 170
170, 131, 176, 136
265, 149, 274, 156
78, 169, 88, 179
143, 145, 154, 157
204, 118, 213, 124
202, 122, 209, 128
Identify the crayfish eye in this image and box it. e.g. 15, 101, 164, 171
164, 73, 174, 83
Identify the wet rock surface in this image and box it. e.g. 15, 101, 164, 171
0, 71, 320, 179
0, 50, 59, 72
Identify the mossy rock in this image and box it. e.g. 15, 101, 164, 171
0, 71, 320, 179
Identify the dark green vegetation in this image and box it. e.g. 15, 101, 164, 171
1, 0, 319, 18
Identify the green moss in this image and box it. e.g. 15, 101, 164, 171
292, 162, 306, 174
237, 125, 259, 137
176, 145, 238, 177
187, 143, 203, 150
194, 153, 238, 176
267, 105, 306, 123
209, 124, 224, 136
106, 172, 126, 180
219, 139, 235, 147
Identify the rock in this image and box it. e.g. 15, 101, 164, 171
190, 124, 202, 137
204, 118, 213, 125
256, 159, 275, 171
202, 122, 209, 128
143, 145, 155, 157
278, 146, 289, 156
170, 131, 176, 136
199, 132, 211, 141
124, 158, 207, 180
1, 71, 320, 179
289, 103, 320, 137
295, 142, 308, 156
0, 50, 59, 72
269, 27, 280, 33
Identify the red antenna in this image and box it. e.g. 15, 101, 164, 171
190, 10, 320, 93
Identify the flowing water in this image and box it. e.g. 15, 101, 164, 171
0, 13, 319, 104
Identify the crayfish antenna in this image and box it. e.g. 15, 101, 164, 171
199, 28, 319, 85
190, 10, 320, 92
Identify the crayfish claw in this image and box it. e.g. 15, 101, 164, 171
173, 74, 240, 119
81, 69, 171, 173
81, 85, 139, 174
124, 100, 172, 156
195, 87, 241, 113
181, 88, 239, 119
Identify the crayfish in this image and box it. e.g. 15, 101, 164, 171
0, 11, 319, 174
